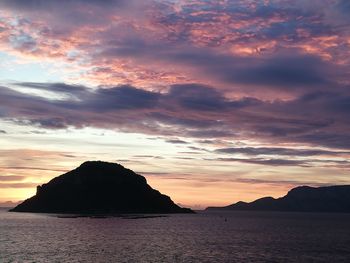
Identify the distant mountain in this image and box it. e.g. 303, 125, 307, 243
206, 185, 350, 213
0, 201, 19, 208
10, 161, 193, 214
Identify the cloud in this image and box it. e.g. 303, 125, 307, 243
213, 157, 309, 167
234, 178, 333, 187
0, 0, 350, 154
0, 182, 37, 188
85, 85, 161, 111
0, 166, 69, 172
0, 175, 25, 181
9, 33, 37, 52
0, 83, 162, 129
210, 155, 350, 169
165, 139, 188, 144
167, 84, 260, 111
334, 0, 350, 22
0, 0, 131, 18
17, 82, 160, 111
167, 84, 228, 111
215, 147, 350, 157
1, 0, 347, 97
1, 81, 350, 151
229, 55, 331, 88
148, 112, 219, 129
17, 82, 87, 96
295, 132, 350, 150
101, 42, 336, 93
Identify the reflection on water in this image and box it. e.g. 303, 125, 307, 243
1, 208, 350, 262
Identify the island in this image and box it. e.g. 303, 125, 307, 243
10, 161, 193, 214
206, 185, 350, 213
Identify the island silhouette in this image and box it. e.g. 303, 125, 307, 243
10, 161, 193, 214
206, 185, 350, 213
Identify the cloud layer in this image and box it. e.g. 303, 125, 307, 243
1, 0, 350, 205
1, 81, 350, 151
0, 0, 349, 94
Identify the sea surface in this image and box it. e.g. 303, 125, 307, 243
1, 208, 350, 262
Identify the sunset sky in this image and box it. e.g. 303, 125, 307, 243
1, 0, 350, 209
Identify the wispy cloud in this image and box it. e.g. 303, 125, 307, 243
215, 147, 350, 157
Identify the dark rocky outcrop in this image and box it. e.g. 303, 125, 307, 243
206, 185, 350, 213
10, 161, 193, 214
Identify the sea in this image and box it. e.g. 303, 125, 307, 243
1, 208, 350, 262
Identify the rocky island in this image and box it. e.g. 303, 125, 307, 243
206, 185, 350, 213
10, 161, 193, 214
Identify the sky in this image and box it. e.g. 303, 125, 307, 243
0, 0, 350, 209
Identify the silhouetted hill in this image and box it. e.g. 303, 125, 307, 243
206, 185, 350, 213
10, 161, 193, 214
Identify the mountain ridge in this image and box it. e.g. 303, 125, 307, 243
206, 185, 350, 213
